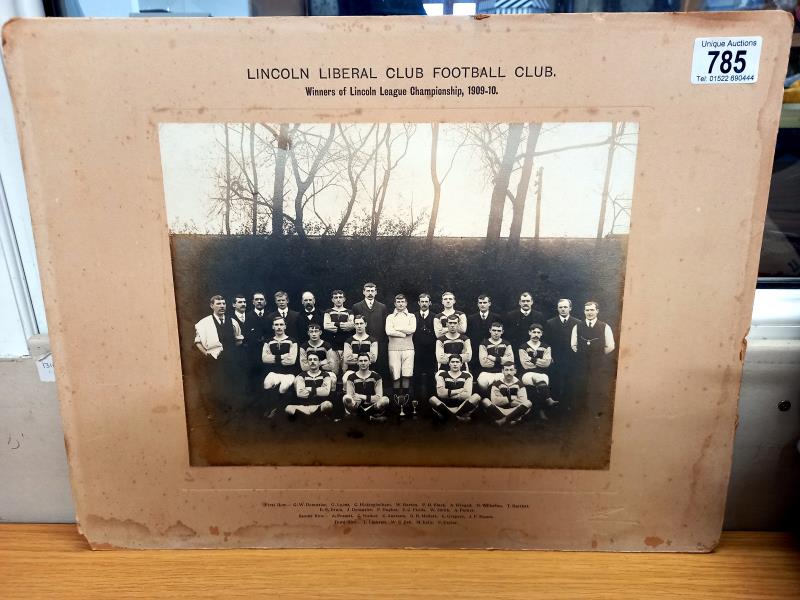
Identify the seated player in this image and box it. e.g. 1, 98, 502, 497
435, 315, 472, 372
518, 323, 558, 419
481, 364, 532, 426
299, 323, 336, 373
433, 291, 467, 338
262, 316, 299, 395
285, 354, 335, 419
342, 315, 378, 378
343, 353, 390, 420
429, 354, 481, 421
477, 321, 515, 392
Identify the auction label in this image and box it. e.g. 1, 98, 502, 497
691, 37, 761, 85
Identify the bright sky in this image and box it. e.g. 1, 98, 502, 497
159, 121, 638, 238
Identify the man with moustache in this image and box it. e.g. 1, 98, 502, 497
193, 295, 243, 421
194, 295, 243, 359
467, 294, 502, 373
228, 294, 253, 400
351, 282, 388, 377
412, 292, 437, 406
240, 291, 270, 397
505, 292, 545, 351
545, 298, 581, 406
248, 291, 270, 347
297, 291, 324, 344
229, 294, 251, 355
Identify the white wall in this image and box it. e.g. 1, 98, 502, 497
1, 0, 46, 357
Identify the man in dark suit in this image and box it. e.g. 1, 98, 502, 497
298, 291, 324, 344
504, 291, 545, 353
245, 291, 271, 396
467, 294, 502, 374
248, 292, 270, 342
267, 290, 301, 343
230, 294, 251, 342
351, 282, 388, 378
228, 293, 255, 398
545, 298, 581, 406
412, 292, 437, 407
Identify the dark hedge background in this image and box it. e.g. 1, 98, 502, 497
172, 235, 627, 327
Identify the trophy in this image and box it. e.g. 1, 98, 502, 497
397, 393, 410, 417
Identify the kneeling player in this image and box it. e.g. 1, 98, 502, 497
481, 364, 532, 426
429, 354, 481, 422
342, 315, 378, 378
435, 315, 472, 372
285, 354, 335, 419
323, 289, 354, 373
299, 323, 336, 373
343, 353, 390, 420
518, 323, 557, 419
263, 316, 299, 394
477, 322, 514, 391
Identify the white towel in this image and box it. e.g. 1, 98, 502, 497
194, 315, 223, 359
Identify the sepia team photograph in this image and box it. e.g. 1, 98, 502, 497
159, 120, 639, 468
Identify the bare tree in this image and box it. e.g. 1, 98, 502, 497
207, 124, 235, 234
597, 122, 626, 240
428, 122, 441, 240
288, 123, 337, 237
248, 123, 260, 234
334, 123, 379, 237
507, 123, 542, 245
305, 178, 339, 235
364, 123, 415, 238
609, 194, 632, 235
427, 123, 467, 240
207, 123, 275, 234
223, 124, 232, 234
486, 123, 523, 240
466, 121, 636, 241
533, 167, 543, 240
266, 123, 291, 236
234, 123, 270, 234
461, 123, 528, 240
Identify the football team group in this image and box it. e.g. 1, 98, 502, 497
193, 283, 616, 426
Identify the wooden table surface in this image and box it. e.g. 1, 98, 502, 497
1, 525, 798, 599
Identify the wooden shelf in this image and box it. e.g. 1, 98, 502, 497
1, 525, 798, 599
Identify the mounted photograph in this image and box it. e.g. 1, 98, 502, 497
159, 120, 639, 468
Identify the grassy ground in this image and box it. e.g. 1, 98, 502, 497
185, 390, 613, 469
